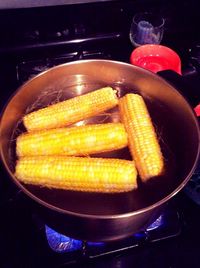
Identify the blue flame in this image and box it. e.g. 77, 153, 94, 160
87, 241, 105, 247
45, 225, 83, 253
146, 215, 164, 231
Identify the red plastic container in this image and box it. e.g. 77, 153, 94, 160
194, 103, 200, 117
130, 44, 182, 75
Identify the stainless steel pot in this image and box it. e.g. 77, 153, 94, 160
0, 60, 199, 241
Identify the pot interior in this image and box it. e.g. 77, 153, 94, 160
0, 60, 199, 216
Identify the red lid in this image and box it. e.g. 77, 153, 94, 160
194, 104, 200, 117
130, 44, 182, 75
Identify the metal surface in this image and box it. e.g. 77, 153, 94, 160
0, 60, 199, 241
0, 0, 117, 10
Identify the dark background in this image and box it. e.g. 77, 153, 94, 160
1, 0, 200, 105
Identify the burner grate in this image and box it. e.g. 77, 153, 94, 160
16, 50, 112, 83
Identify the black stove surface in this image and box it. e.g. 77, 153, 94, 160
0, 186, 200, 268
1, 1, 200, 268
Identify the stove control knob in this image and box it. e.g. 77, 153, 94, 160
74, 23, 86, 36
62, 28, 70, 37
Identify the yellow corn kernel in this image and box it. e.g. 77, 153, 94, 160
119, 93, 164, 181
23, 87, 118, 132
15, 156, 138, 193
16, 123, 128, 157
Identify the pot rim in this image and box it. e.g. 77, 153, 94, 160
1, 59, 200, 220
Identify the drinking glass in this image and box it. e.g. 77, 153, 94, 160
130, 12, 165, 47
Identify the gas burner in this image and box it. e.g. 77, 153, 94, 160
42, 204, 182, 261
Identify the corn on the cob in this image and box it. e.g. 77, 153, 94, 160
119, 93, 164, 181
23, 87, 118, 132
16, 123, 128, 157
15, 156, 138, 193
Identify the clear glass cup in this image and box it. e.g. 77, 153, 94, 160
129, 12, 165, 47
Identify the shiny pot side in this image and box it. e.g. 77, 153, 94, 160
0, 60, 199, 241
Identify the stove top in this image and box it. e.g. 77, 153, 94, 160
1, 1, 200, 267
0, 185, 199, 268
